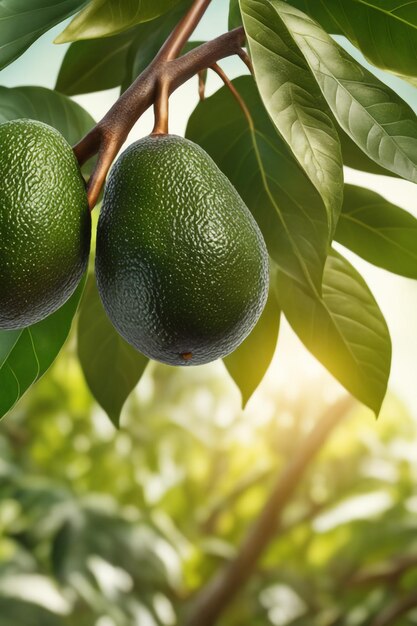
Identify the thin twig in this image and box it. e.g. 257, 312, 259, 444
238, 48, 254, 74
210, 63, 254, 130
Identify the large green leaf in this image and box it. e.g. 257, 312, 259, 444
77, 277, 149, 428
284, 0, 341, 33
0, 331, 21, 369
287, 0, 417, 80
241, 0, 343, 233
336, 184, 417, 279
56, 0, 184, 42
276, 250, 391, 414
186, 76, 329, 293
55, 29, 134, 96
0, 86, 95, 148
0, 278, 86, 420
276, 2, 417, 184
0, 0, 86, 70
121, 1, 193, 92
224, 283, 280, 407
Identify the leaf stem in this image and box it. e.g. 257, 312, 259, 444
210, 63, 254, 130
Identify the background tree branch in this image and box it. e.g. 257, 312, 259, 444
184, 394, 356, 626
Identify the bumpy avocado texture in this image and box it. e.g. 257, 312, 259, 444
96, 134, 269, 366
0, 119, 90, 329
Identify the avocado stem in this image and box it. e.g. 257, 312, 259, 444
73, 0, 248, 210
151, 79, 170, 136
198, 71, 206, 101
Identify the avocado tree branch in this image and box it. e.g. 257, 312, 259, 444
156, 0, 213, 62
184, 394, 356, 626
73, 0, 246, 209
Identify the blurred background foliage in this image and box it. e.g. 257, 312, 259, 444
1, 331, 417, 626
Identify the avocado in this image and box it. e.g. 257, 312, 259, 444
0, 119, 90, 329
96, 134, 269, 366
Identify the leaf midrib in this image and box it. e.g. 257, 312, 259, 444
353, 0, 417, 31
340, 212, 417, 261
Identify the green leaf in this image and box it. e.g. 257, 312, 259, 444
276, 2, 417, 183
0, 331, 22, 368
0, 86, 95, 148
56, 1, 193, 95
55, 30, 134, 96
287, 0, 417, 80
56, 0, 185, 42
186, 76, 329, 293
0, 0, 86, 70
77, 277, 149, 427
336, 184, 417, 279
121, 1, 193, 92
240, 0, 343, 233
284, 0, 342, 33
224, 284, 280, 407
0, 85, 96, 176
0, 277, 86, 420
338, 127, 397, 178
229, 0, 243, 29
276, 250, 391, 414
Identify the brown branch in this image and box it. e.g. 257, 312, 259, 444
73, 0, 246, 209
156, 0, 212, 62
371, 590, 417, 626
184, 395, 356, 626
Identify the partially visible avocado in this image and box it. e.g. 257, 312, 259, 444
0, 119, 91, 329
95, 134, 269, 366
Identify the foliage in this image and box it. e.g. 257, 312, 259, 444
0, 348, 416, 625
0, 0, 416, 423
77, 277, 149, 426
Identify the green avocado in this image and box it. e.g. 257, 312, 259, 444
96, 134, 269, 366
0, 119, 91, 330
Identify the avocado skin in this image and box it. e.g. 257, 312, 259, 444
96, 134, 269, 366
0, 119, 90, 329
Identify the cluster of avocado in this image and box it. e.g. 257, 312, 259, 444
0, 120, 268, 365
